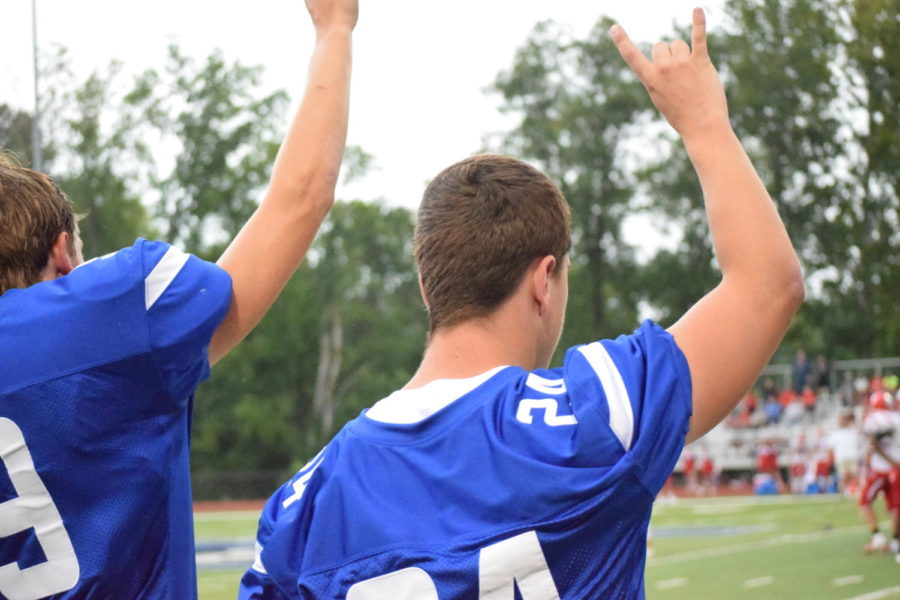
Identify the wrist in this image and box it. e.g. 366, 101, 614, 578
681, 121, 738, 156
680, 118, 734, 145
314, 22, 356, 39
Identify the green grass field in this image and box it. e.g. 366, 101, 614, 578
194, 495, 899, 599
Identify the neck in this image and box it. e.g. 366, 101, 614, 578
406, 311, 542, 389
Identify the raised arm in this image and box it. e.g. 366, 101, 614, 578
611, 9, 805, 443
209, 0, 358, 365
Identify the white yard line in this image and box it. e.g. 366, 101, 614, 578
843, 586, 900, 600
648, 525, 862, 566
655, 578, 689, 590
744, 576, 774, 588
834, 576, 865, 587
656, 494, 845, 510
196, 547, 256, 566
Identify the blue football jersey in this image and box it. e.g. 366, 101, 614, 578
0, 239, 232, 600
240, 321, 692, 599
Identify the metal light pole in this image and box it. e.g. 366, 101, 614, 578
31, 0, 43, 172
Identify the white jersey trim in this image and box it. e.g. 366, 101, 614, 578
251, 541, 267, 574
525, 373, 567, 395
144, 247, 190, 310
577, 342, 634, 450
365, 367, 508, 425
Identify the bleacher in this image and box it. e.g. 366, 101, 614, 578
677, 356, 900, 473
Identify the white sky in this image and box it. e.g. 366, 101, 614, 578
3, 0, 722, 214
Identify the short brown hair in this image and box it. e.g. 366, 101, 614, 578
0, 153, 76, 295
415, 154, 571, 332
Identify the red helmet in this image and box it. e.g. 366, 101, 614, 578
869, 390, 893, 411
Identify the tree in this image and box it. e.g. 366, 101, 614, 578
490, 19, 654, 353
308, 198, 423, 443
191, 150, 425, 484
132, 46, 288, 255
704, 0, 897, 357
54, 65, 154, 255
2, 50, 151, 256
492, 0, 898, 360
0, 104, 35, 164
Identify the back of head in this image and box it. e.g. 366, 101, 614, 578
0, 153, 76, 295
414, 154, 571, 333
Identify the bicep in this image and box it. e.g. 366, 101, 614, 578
669, 280, 798, 443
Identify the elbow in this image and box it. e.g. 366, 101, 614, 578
789, 274, 806, 310
773, 265, 805, 318
783, 260, 806, 312
269, 170, 338, 217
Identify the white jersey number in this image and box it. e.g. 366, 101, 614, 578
347, 531, 560, 599
0, 418, 80, 600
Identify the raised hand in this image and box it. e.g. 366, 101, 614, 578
305, 0, 359, 32
610, 8, 728, 139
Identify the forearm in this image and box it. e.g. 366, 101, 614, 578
684, 125, 803, 294
267, 27, 354, 217
210, 25, 354, 365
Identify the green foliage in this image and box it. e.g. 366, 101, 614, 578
490, 18, 653, 353
0, 105, 35, 164
717, 0, 898, 356
1, 51, 150, 255
134, 46, 289, 253
192, 196, 424, 476
492, 0, 898, 360
55, 65, 154, 255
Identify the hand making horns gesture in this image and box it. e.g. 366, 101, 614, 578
610, 8, 730, 140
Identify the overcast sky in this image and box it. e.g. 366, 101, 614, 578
3, 1, 722, 215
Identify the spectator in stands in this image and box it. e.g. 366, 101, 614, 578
761, 377, 778, 403
812, 428, 835, 493
730, 392, 758, 428
792, 348, 811, 394
788, 432, 808, 494
779, 386, 798, 410
854, 374, 871, 406
699, 448, 716, 496
838, 370, 855, 407
764, 394, 783, 424
682, 448, 698, 494
783, 395, 805, 425
744, 392, 758, 419
750, 402, 768, 428
811, 355, 832, 393
801, 383, 817, 418
826, 413, 863, 496
756, 439, 784, 493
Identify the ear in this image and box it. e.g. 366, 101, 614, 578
417, 272, 430, 309
530, 255, 557, 317
46, 232, 76, 278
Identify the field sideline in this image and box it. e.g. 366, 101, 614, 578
194, 495, 899, 599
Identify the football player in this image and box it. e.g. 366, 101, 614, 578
240, 8, 804, 598
0, 0, 357, 597
860, 392, 900, 559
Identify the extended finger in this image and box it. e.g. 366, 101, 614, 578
610, 24, 653, 80
691, 7, 708, 56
